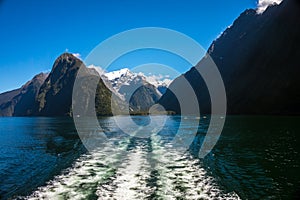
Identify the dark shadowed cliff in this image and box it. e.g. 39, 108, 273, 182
0, 53, 164, 117
0, 73, 48, 116
159, 0, 300, 115
0, 53, 114, 117
33, 53, 113, 116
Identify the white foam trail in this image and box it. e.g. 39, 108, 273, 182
150, 134, 240, 199
24, 138, 130, 200
97, 146, 152, 199
20, 131, 240, 200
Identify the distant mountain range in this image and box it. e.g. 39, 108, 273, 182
96, 67, 171, 112
0, 53, 114, 116
0, 0, 299, 117
88, 66, 171, 96
0, 54, 172, 116
159, 0, 300, 115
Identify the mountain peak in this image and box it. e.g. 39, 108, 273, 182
105, 68, 132, 81
53, 53, 82, 69
57, 52, 78, 60
33, 72, 49, 80
22, 73, 49, 90
160, 0, 300, 115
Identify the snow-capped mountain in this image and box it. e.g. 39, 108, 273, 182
104, 68, 172, 89
88, 66, 172, 97
105, 68, 147, 99
105, 68, 132, 81
87, 66, 172, 113
143, 74, 172, 94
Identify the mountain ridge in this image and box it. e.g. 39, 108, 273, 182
159, 0, 300, 115
0, 73, 48, 116
0, 54, 169, 116
1, 0, 299, 116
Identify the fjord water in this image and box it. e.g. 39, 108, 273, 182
0, 116, 299, 199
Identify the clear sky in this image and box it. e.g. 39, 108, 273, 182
0, 0, 257, 93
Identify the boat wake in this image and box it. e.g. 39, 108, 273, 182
22, 134, 240, 200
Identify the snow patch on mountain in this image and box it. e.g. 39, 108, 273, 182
257, 0, 282, 14
143, 74, 172, 88
105, 68, 132, 81
87, 66, 173, 100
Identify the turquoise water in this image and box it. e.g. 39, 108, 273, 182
0, 116, 299, 199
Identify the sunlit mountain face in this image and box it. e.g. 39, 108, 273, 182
88, 66, 172, 97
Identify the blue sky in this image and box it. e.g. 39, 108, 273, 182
0, 0, 257, 93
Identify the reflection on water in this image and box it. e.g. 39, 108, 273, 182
0, 116, 299, 199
